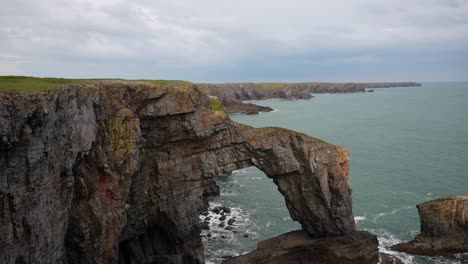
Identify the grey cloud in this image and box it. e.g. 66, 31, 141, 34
0, 0, 467, 80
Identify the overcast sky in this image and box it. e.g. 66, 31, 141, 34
1, 0, 467, 82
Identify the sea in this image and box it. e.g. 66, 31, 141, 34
201, 82, 468, 264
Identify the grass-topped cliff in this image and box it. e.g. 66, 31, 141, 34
0, 76, 193, 93
0, 76, 88, 93
1, 76, 421, 115
198, 81, 421, 114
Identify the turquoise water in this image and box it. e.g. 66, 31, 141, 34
202, 83, 468, 264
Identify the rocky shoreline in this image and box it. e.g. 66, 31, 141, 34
200, 82, 421, 114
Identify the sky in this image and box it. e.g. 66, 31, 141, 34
1, 0, 467, 82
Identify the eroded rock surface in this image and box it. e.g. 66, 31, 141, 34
391, 195, 468, 256
1, 81, 357, 263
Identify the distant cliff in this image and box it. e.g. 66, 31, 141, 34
199, 82, 421, 114
0, 79, 387, 263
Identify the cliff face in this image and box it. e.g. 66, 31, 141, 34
200, 82, 421, 114
0, 81, 362, 263
391, 195, 468, 256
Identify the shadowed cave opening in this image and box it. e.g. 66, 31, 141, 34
200, 166, 301, 264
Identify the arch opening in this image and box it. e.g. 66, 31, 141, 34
200, 166, 301, 263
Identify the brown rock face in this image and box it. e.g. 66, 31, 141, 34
391, 195, 468, 256
0, 81, 358, 263
222, 230, 379, 264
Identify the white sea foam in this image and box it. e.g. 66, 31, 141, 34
354, 215, 366, 222
232, 169, 248, 174
367, 228, 462, 264
201, 201, 262, 263
219, 190, 240, 197
368, 228, 415, 264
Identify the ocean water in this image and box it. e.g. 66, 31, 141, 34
202, 83, 468, 264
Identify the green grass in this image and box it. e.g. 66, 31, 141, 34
144, 80, 193, 89
255, 83, 288, 91
209, 97, 228, 114
0, 76, 194, 93
0, 76, 90, 93
262, 126, 328, 144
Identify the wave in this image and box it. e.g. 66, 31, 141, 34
371, 229, 415, 264
372, 206, 412, 223
201, 202, 259, 263
354, 215, 366, 222
367, 228, 461, 264
232, 169, 248, 174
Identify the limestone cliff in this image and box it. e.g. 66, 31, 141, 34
0, 80, 370, 263
392, 195, 468, 256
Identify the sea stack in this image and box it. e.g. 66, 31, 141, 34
392, 195, 468, 256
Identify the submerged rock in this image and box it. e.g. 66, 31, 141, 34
391, 195, 468, 256
212, 206, 231, 214
200, 222, 210, 231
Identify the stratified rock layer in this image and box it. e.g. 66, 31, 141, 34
0, 81, 357, 264
392, 195, 468, 256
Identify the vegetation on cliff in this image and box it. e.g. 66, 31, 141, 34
261, 127, 328, 144
0, 76, 88, 92
0, 76, 193, 93
209, 96, 228, 115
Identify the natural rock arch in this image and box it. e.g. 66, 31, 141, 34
0, 82, 356, 264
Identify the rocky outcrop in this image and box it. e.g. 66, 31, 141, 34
391, 195, 468, 256
200, 82, 421, 114
1, 81, 364, 263
222, 230, 379, 264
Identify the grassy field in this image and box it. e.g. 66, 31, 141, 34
0, 76, 90, 93
0, 76, 193, 93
